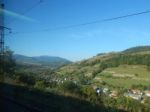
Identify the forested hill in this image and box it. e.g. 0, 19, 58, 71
84, 45, 150, 66
13, 54, 72, 68
122, 46, 150, 54
56, 46, 150, 82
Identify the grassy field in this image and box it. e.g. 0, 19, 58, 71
93, 65, 150, 88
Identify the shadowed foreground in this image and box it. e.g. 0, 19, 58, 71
0, 82, 126, 112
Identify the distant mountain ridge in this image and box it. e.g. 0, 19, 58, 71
13, 46, 150, 69
13, 54, 72, 68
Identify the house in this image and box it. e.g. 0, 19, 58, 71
129, 89, 142, 95
103, 88, 109, 93
145, 90, 150, 97
128, 94, 142, 100
124, 89, 143, 100
109, 90, 118, 97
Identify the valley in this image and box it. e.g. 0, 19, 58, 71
1, 46, 150, 112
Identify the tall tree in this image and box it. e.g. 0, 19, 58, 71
0, 47, 15, 81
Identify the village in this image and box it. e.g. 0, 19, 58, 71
95, 86, 150, 103
46, 76, 150, 104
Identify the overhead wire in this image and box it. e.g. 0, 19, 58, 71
8, 9, 150, 35
6, 0, 43, 25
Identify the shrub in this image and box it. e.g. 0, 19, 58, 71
59, 81, 81, 94
17, 74, 35, 85
147, 64, 150, 71
34, 80, 45, 90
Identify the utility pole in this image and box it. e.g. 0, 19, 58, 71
0, 3, 4, 56
0, 2, 4, 81
0, 2, 11, 81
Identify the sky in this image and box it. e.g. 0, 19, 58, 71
3, 0, 150, 61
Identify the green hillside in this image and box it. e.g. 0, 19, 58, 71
122, 46, 150, 54
56, 46, 150, 88
93, 65, 150, 88
1, 46, 150, 112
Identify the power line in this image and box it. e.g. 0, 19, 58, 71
103, 10, 150, 21
9, 9, 150, 35
6, 0, 43, 25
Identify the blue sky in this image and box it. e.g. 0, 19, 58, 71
4, 0, 150, 61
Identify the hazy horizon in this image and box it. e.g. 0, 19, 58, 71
13, 45, 150, 62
